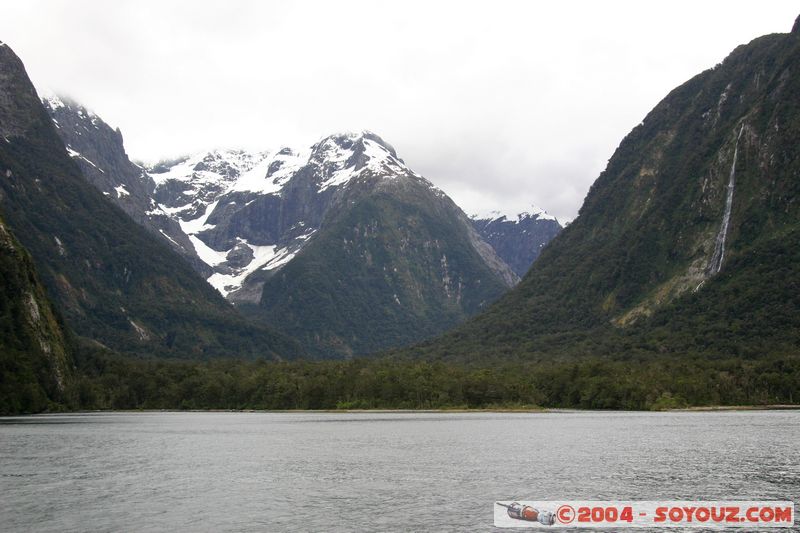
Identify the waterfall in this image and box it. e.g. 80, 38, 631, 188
708, 124, 745, 275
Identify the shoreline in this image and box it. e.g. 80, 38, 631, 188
6, 405, 800, 417
667, 404, 800, 412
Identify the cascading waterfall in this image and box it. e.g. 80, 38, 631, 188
707, 124, 745, 275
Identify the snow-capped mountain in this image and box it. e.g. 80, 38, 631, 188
147, 131, 524, 356
470, 206, 562, 277
146, 131, 464, 302
243, 131, 521, 356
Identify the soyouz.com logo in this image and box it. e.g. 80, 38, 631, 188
494, 501, 795, 528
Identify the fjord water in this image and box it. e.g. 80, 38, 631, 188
1, 411, 797, 532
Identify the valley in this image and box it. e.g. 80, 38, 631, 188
2, 13, 799, 413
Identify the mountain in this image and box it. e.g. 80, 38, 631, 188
469, 206, 562, 277
247, 133, 520, 356
149, 132, 520, 357
0, 40, 301, 359
400, 16, 800, 361
0, 212, 72, 413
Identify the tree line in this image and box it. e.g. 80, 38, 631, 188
5, 345, 796, 414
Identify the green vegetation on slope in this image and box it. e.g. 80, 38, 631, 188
247, 179, 511, 357
394, 21, 800, 362
0, 214, 73, 414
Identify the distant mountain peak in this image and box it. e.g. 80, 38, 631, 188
314, 130, 397, 155
149, 130, 409, 197
519, 205, 557, 222
471, 204, 557, 223
469, 204, 562, 277
310, 130, 411, 191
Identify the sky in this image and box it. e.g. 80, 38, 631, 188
1, 1, 797, 222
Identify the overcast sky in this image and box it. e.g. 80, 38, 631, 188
1, 1, 797, 221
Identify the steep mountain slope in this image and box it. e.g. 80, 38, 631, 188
470, 206, 562, 277
402, 17, 800, 361
42, 96, 209, 274
0, 213, 72, 413
247, 134, 520, 357
0, 41, 300, 359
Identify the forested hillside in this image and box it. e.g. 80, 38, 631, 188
399, 19, 800, 362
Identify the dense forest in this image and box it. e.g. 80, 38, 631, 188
4, 341, 796, 414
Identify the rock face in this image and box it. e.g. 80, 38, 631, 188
0, 41, 301, 360
470, 207, 562, 277
401, 17, 800, 361
148, 145, 316, 301
0, 42, 41, 141
0, 212, 72, 414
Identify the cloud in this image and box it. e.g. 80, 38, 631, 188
1, 0, 797, 221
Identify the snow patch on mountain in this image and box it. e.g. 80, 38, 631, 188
230, 147, 308, 195
43, 93, 103, 129
43, 94, 66, 111
188, 235, 228, 267
179, 200, 218, 234
207, 241, 296, 297
153, 149, 257, 180
65, 146, 104, 172
158, 229, 181, 247
520, 205, 557, 222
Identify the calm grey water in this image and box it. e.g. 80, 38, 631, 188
0, 411, 798, 532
